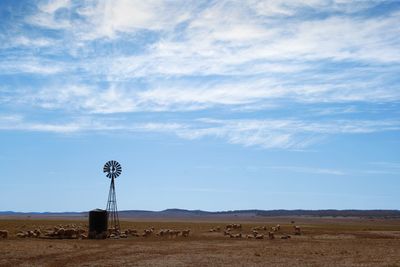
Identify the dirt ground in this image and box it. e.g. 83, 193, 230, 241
1, 217, 400, 267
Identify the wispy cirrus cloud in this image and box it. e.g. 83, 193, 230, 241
0, 0, 399, 150
1, 115, 399, 149
0, 58, 64, 75
263, 165, 346, 176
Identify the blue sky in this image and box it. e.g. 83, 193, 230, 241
0, 0, 399, 212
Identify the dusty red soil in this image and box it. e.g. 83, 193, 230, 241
1, 217, 400, 266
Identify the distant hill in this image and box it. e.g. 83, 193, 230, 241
1, 209, 399, 218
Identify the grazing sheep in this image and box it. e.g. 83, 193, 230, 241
209, 227, 221, 232
120, 233, 128, 238
229, 233, 242, 238
226, 223, 242, 230
246, 234, 254, 239
16, 232, 27, 238
233, 224, 242, 230
57, 228, 65, 237
26, 231, 34, 238
77, 228, 86, 235
223, 230, 231, 236
45, 230, 56, 237
125, 229, 138, 236
65, 228, 78, 238
253, 226, 267, 231
0, 230, 9, 239
268, 232, 275, 240
181, 229, 190, 237
156, 229, 166, 237
34, 229, 42, 238
142, 229, 153, 237
168, 230, 181, 238
108, 228, 120, 236
255, 234, 264, 239
276, 224, 281, 231
225, 224, 233, 230
294, 226, 301, 235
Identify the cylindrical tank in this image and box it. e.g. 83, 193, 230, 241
88, 209, 108, 239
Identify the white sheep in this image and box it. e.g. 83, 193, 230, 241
181, 229, 190, 237
294, 226, 301, 235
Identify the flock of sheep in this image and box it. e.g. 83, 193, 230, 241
1, 224, 88, 240
0, 223, 301, 240
0, 224, 192, 240
211, 223, 302, 240
106, 227, 191, 239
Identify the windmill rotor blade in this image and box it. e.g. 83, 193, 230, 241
104, 160, 122, 178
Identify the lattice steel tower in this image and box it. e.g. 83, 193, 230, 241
103, 160, 122, 232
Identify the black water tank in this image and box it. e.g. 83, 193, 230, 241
88, 209, 108, 239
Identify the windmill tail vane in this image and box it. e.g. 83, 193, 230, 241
103, 160, 122, 232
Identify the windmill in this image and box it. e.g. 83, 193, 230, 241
103, 160, 122, 232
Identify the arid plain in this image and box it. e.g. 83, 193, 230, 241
1, 216, 400, 267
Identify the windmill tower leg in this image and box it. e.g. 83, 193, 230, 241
106, 177, 120, 232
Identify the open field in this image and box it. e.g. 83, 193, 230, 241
1, 216, 400, 267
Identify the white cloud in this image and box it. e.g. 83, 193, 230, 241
27, 0, 72, 29
168, 118, 400, 148
12, 36, 54, 48
1, 115, 398, 149
74, 0, 193, 40
0, 58, 65, 74
264, 165, 346, 176
249, 0, 382, 16
19, 74, 399, 113
0, 114, 119, 133
1, 0, 399, 151
22, 0, 400, 63
39, 0, 71, 13
24, 85, 138, 113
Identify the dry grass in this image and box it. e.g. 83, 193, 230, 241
1, 217, 400, 266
